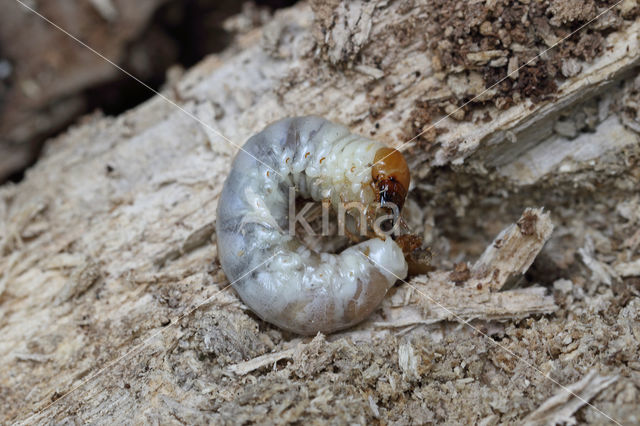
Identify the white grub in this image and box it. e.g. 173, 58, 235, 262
522, 370, 618, 426
216, 116, 408, 335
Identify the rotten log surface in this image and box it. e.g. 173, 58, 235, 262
0, 0, 168, 181
1, 1, 640, 424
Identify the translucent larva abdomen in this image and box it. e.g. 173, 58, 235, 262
216, 116, 409, 335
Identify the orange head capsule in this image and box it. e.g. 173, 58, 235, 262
371, 148, 410, 211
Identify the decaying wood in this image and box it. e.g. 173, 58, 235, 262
0, 0, 170, 181
228, 347, 298, 376
1, 1, 639, 424
522, 371, 619, 426
374, 208, 557, 331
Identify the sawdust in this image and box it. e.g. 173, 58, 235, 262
402, 0, 637, 144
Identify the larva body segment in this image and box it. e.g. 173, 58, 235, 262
216, 116, 409, 335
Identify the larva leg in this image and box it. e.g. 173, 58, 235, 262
216, 116, 410, 335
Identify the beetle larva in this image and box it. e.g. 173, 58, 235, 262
216, 116, 410, 335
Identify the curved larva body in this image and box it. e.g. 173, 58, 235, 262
216, 116, 408, 335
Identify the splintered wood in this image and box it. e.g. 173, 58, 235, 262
522, 371, 619, 426
228, 347, 297, 376
376, 208, 557, 330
